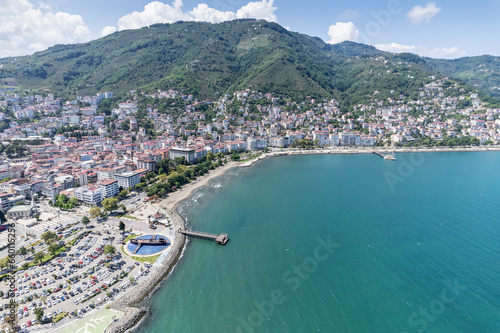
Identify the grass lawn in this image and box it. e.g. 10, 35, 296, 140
52, 312, 67, 323
122, 234, 137, 243
129, 253, 161, 264
240, 152, 263, 162
122, 215, 139, 220
120, 244, 161, 264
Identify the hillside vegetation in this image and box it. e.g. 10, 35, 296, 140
0, 20, 498, 105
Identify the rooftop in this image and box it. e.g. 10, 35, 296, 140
8, 205, 35, 213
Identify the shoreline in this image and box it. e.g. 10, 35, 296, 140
104, 146, 500, 332
104, 162, 239, 333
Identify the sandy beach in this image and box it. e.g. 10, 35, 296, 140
160, 161, 240, 211
105, 146, 500, 332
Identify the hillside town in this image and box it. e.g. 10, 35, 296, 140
0, 73, 497, 212
0, 64, 497, 332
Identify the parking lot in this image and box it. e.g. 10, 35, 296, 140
0, 224, 158, 332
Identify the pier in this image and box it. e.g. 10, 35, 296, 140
178, 229, 229, 245
373, 151, 396, 160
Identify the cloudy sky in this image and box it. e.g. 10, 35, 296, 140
1, 0, 499, 59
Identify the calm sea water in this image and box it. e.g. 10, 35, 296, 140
142, 152, 500, 333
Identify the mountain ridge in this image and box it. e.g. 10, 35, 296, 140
0, 19, 498, 104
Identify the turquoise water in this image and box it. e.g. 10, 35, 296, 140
142, 152, 500, 332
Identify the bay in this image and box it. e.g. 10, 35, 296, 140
142, 152, 500, 333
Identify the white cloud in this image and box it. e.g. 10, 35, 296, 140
339, 10, 359, 21
117, 0, 189, 30
375, 42, 466, 59
101, 26, 117, 37
189, 4, 236, 23
426, 47, 466, 59
375, 42, 418, 53
236, 0, 278, 22
0, 0, 90, 57
327, 22, 359, 44
116, 0, 278, 31
406, 2, 441, 24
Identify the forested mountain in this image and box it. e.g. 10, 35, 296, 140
0, 19, 498, 106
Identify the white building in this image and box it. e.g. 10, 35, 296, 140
115, 171, 141, 189
98, 179, 119, 199
75, 186, 103, 205
169, 147, 195, 163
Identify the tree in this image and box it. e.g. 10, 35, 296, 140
69, 197, 78, 206
102, 198, 118, 213
19, 246, 27, 258
119, 221, 125, 233
48, 243, 61, 256
59, 194, 68, 204
90, 206, 101, 219
81, 216, 90, 226
121, 120, 130, 131
207, 151, 215, 162
231, 152, 240, 161
0, 211, 6, 224
104, 245, 116, 255
33, 251, 45, 265
41, 231, 57, 244
34, 308, 44, 322
0, 258, 9, 272
15, 201, 24, 206
120, 204, 126, 212
118, 190, 128, 200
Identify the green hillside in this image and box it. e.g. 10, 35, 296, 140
0, 19, 497, 105
426, 55, 500, 100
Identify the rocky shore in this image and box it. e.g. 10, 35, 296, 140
105, 209, 186, 333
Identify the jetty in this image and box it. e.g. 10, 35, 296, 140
373, 151, 396, 160
178, 229, 229, 245
130, 235, 169, 254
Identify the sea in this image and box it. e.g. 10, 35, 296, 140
141, 152, 500, 333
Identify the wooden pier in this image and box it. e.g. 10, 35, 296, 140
178, 229, 229, 245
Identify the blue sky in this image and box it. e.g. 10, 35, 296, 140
1, 0, 498, 58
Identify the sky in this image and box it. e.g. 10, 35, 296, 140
1, 0, 499, 59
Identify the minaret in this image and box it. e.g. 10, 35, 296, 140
47, 175, 56, 203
